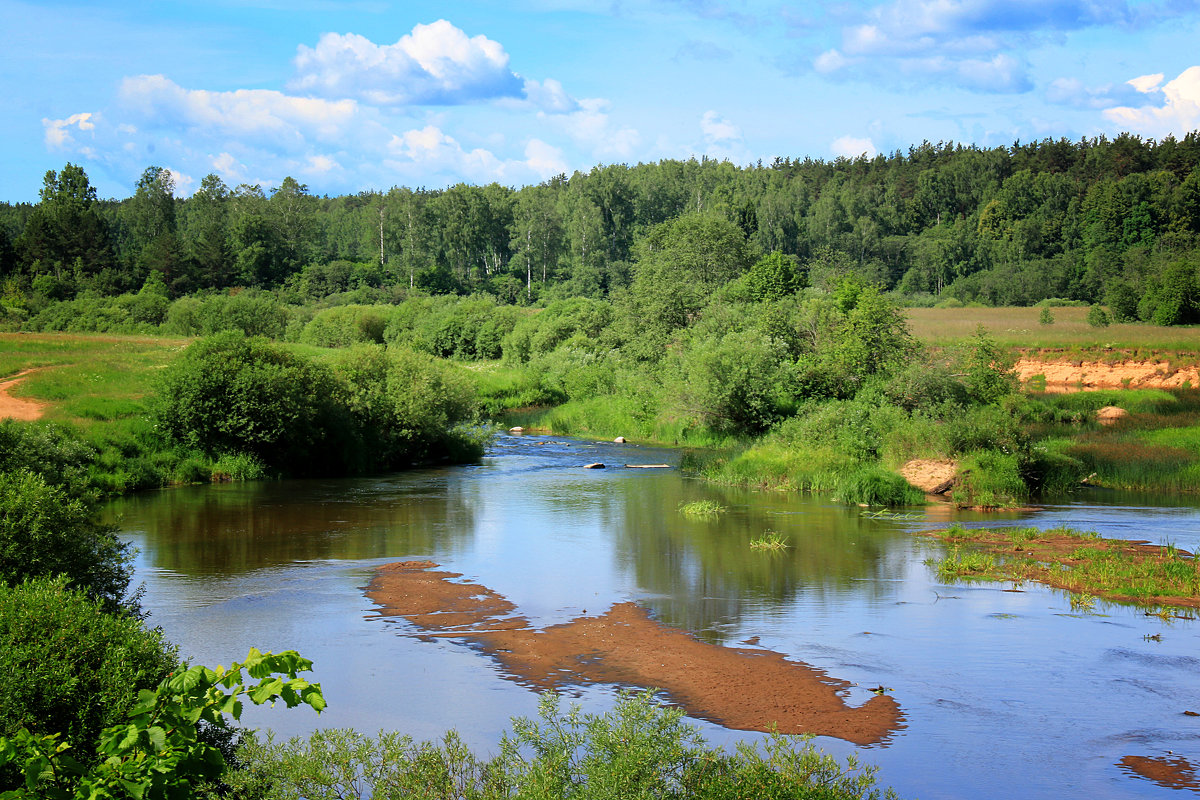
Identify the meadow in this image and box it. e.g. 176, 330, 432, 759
906, 306, 1200, 356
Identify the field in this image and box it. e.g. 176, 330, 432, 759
0, 333, 189, 426
906, 306, 1200, 356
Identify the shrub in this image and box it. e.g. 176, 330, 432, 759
0, 576, 177, 764
1038, 307, 1054, 325
669, 329, 793, 435
954, 449, 1029, 508
959, 325, 1017, 405
331, 344, 483, 468
1, 646, 323, 799
1086, 305, 1110, 328
151, 332, 345, 473
0, 420, 98, 497
0, 470, 132, 608
228, 691, 895, 800
300, 304, 393, 348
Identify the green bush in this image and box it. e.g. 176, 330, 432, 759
227, 691, 896, 800
1086, 305, 1110, 328
300, 305, 394, 348
151, 332, 345, 472
164, 291, 289, 338
0, 420, 98, 497
669, 329, 793, 435
0, 470, 132, 608
1, 647, 323, 800
954, 449, 1029, 508
0, 576, 177, 765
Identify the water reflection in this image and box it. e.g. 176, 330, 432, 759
110, 435, 1200, 800
105, 470, 481, 574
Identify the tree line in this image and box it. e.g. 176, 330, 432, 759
1, 130, 1199, 318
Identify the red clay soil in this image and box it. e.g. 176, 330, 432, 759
367, 561, 904, 746
0, 369, 48, 421
1014, 358, 1200, 389
1118, 755, 1200, 793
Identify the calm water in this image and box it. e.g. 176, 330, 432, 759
106, 435, 1200, 800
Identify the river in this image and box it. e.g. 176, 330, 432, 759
105, 434, 1200, 799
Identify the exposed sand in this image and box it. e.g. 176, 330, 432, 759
899, 459, 957, 494
367, 561, 904, 746
1015, 358, 1200, 389
1118, 755, 1200, 792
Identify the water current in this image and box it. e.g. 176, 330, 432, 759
105, 434, 1200, 799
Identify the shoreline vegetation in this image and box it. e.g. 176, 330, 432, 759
924, 524, 1200, 610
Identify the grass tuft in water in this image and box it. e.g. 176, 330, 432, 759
678, 500, 726, 518
749, 531, 790, 550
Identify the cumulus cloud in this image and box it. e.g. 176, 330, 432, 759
1046, 76, 1149, 109
119, 75, 363, 148
290, 23, 524, 106
812, 0, 1178, 94
831, 135, 877, 159
43, 112, 97, 150
38, 23, 615, 195
1104, 66, 1200, 138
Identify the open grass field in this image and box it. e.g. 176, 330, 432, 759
906, 306, 1200, 356
0, 332, 190, 426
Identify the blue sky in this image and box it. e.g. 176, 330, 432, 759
3, 0, 1199, 201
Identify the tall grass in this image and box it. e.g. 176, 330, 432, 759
906, 306, 1200, 352
506, 395, 738, 449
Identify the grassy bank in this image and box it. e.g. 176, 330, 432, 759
925, 524, 1200, 610
0, 332, 488, 494
1037, 389, 1200, 492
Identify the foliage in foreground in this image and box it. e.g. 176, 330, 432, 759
0, 577, 178, 767
228, 691, 896, 800
0, 648, 325, 800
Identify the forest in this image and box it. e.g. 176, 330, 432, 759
1, 131, 1200, 323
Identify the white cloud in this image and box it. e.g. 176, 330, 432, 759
517, 78, 579, 113
36, 25, 616, 195
119, 75, 362, 147
1128, 73, 1165, 94
546, 97, 640, 158
831, 135, 877, 159
1046, 76, 1148, 109
289, 23, 523, 106
523, 139, 568, 177
1104, 65, 1200, 138
167, 168, 195, 197
811, 0, 1172, 94
700, 110, 741, 144
43, 112, 97, 149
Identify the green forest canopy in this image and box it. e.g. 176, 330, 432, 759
1, 131, 1199, 317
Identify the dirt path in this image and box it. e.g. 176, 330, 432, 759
0, 369, 49, 422
367, 561, 904, 746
